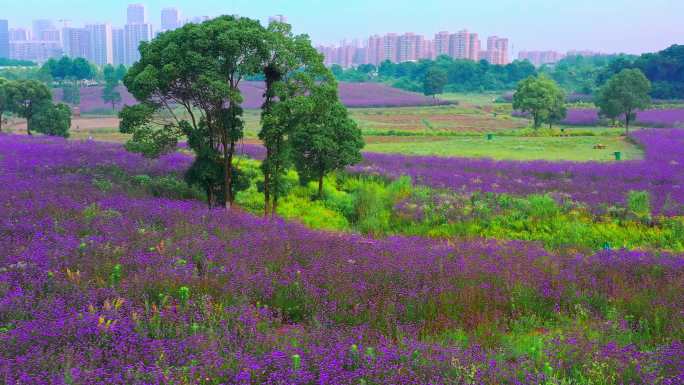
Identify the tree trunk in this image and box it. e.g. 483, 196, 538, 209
0, 111, 3, 132
26, 116, 32, 136
263, 147, 271, 217
206, 186, 213, 209
222, 138, 232, 209
228, 140, 236, 204
625, 110, 631, 135
318, 173, 324, 199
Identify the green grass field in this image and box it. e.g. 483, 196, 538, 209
8, 95, 647, 163
364, 134, 643, 161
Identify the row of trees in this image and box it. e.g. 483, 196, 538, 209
513, 68, 652, 133
0, 78, 71, 137
539, 45, 683, 99
332, 56, 537, 93
120, 16, 364, 212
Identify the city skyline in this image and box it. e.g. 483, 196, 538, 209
0, 0, 682, 55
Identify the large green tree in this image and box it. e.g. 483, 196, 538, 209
121, 16, 268, 208
33, 103, 71, 138
102, 64, 122, 111
595, 68, 652, 134
422, 67, 448, 99
7, 79, 52, 135
290, 87, 363, 198
259, 21, 333, 215
513, 75, 566, 129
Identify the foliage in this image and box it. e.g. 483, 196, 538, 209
259, 20, 337, 215
596, 69, 652, 133
121, 16, 269, 207
101, 64, 125, 111
42, 56, 95, 83
32, 103, 71, 138
422, 67, 448, 98
290, 88, 364, 197
6, 79, 52, 135
0, 78, 10, 131
539, 45, 684, 99
513, 75, 566, 128
0, 58, 37, 67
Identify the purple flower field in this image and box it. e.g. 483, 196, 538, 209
561, 108, 684, 127
54, 82, 448, 113
350, 129, 684, 215
1, 133, 683, 384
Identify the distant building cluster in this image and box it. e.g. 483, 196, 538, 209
0, 7, 611, 70
0, 4, 215, 65
518, 50, 607, 66
316, 30, 509, 68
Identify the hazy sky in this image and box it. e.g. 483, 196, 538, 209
3, 0, 683, 54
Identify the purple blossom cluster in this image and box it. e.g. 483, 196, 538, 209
55, 82, 448, 113
350, 129, 684, 215
558, 108, 684, 127
1, 134, 684, 384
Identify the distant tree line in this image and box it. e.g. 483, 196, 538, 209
0, 58, 37, 67
539, 45, 684, 99
331, 45, 684, 100
331, 56, 537, 93
514, 68, 653, 134
0, 78, 71, 137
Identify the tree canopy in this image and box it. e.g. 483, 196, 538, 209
6, 79, 52, 135
596, 68, 652, 133
422, 67, 448, 98
121, 16, 363, 212
33, 103, 71, 138
513, 75, 566, 129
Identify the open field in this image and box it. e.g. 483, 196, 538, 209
350, 105, 525, 134
53, 82, 452, 114
4, 105, 647, 163
2, 133, 683, 384
364, 134, 643, 161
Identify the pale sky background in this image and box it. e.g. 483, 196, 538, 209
2, 0, 683, 55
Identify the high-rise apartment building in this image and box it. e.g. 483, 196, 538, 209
10, 41, 62, 62
62, 27, 91, 58
127, 4, 147, 24
382, 33, 399, 63
32, 19, 58, 41
449, 30, 470, 59
320, 30, 507, 67
124, 23, 151, 66
518, 50, 564, 66
161, 8, 180, 31
486, 36, 509, 65
9, 28, 29, 42
269, 15, 288, 24
0, 20, 9, 59
88, 23, 113, 65
112, 28, 125, 66
366, 35, 383, 65
468, 33, 480, 61
398, 33, 418, 62
434, 31, 450, 57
